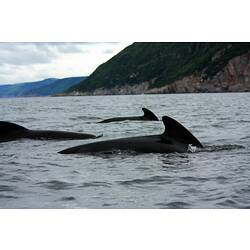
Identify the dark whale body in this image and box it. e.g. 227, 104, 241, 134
98, 108, 159, 123
0, 121, 101, 142
59, 116, 203, 154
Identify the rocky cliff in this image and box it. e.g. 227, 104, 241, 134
147, 51, 250, 94
67, 43, 250, 95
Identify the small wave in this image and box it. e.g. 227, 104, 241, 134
69, 115, 100, 121
215, 176, 228, 180
51, 108, 64, 111
211, 123, 224, 128
160, 154, 191, 169
216, 199, 238, 207
102, 203, 114, 207
241, 135, 250, 140
0, 185, 16, 192
43, 162, 69, 168
238, 120, 250, 123
71, 170, 80, 174
187, 144, 197, 153
180, 176, 209, 182
4, 175, 25, 183
201, 191, 226, 202
38, 180, 74, 190
16, 117, 40, 122
78, 181, 111, 188
236, 186, 250, 193
118, 175, 171, 186
0, 172, 6, 178
60, 196, 76, 201
155, 201, 190, 208
238, 205, 250, 209
184, 188, 201, 194
200, 144, 245, 152
0, 194, 18, 199
85, 150, 139, 158
212, 176, 229, 184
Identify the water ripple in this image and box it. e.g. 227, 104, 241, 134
0, 194, 18, 199
60, 196, 76, 201
0, 185, 16, 192
37, 180, 74, 190
201, 144, 245, 152
216, 199, 238, 207
0, 93, 249, 208
78, 181, 111, 188
118, 175, 172, 186
180, 176, 209, 182
155, 201, 190, 208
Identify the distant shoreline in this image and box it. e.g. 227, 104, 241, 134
0, 90, 249, 99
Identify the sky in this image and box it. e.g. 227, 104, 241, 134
0, 42, 131, 84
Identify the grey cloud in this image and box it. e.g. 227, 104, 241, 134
0, 42, 90, 66
33, 42, 89, 53
55, 43, 89, 54
0, 43, 57, 66
0, 42, 129, 84
0, 64, 35, 83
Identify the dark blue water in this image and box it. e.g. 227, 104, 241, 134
0, 93, 249, 208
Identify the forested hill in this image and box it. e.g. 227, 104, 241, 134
67, 42, 250, 94
0, 76, 85, 97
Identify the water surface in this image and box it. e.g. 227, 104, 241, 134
0, 93, 249, 208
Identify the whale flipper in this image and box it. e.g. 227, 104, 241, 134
142, 108, 159, 121
0, 121, 28, 134
162, 116, 203, 148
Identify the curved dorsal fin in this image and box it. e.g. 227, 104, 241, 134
142, 108, 159, 121
162, 116, 203, 148
0, 121, 28, 134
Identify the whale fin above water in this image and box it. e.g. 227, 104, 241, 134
142, 108, 159, 121
98, 107, 159, 123
59, 115, 203, 154
162, 116, 203, 148
0, 121, 101, 142
0, 121, 28, 135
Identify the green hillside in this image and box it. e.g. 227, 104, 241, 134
68, 42, 250, 92
0, 77, 85, 97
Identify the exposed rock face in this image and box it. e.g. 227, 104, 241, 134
70, 51, 250, 96
206, 51, 250, 92
71, 82, 150, 96
148, 52, 250, 94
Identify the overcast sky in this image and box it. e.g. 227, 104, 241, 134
0, 42, 131, 84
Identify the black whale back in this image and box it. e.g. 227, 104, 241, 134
162, 116, 203, 148
142, 108, 159, 121
0, 121, 28, 135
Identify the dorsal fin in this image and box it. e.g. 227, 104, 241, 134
162, 116, 203, 148
142, 108, 159, 121
0, 121, 28, 134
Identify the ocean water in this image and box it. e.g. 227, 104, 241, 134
0, 93, 249, 208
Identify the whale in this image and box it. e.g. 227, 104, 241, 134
0, 121, 102, 142
98, 108, 159, 123
59, 115, 203, 154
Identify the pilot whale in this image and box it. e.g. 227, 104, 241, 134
98, 108, 159, 123
0, 121, 101, 142
59, 115, 203, 154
